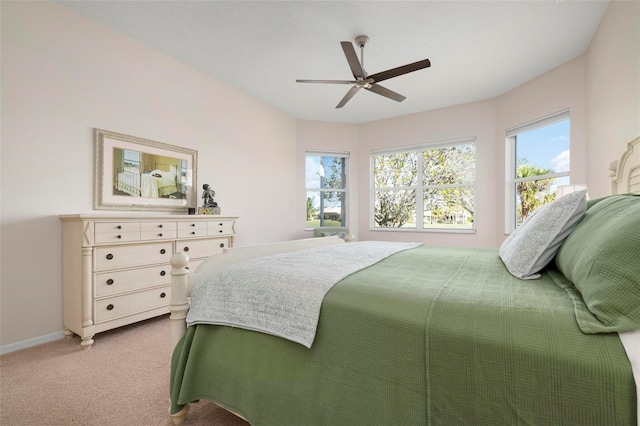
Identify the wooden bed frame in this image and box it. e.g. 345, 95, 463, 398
114, 162, 179, 197
168, 135, 640, 425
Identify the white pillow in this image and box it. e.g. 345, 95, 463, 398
499, 189, 587, 279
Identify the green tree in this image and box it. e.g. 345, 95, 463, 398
374, 152, 418, 227
322, 158, 346, 201
373, 146, 475, 227
306, 197, 317, 221
319, 157, 346, 226
516, 164, 555, 222
423, 145, 475, 217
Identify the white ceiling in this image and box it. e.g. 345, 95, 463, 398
60, 1, 609, 124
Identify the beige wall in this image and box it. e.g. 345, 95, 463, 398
1, 2, 297, 349
586, 0, 640, 197
304, 57, 586, 248
304, 0, 639, 247
1, 1, 638, 350
357, 100, 498, 247
495, 56, 587, 240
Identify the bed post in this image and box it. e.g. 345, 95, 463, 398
169, 252, 192, 425
170, 252, 190, 350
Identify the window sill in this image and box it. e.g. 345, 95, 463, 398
370, 227, 476, 234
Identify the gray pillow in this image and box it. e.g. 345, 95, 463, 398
499, 189, 587, 279
321, 231, 348, 241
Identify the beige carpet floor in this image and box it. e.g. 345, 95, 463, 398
0, 315, 249, 426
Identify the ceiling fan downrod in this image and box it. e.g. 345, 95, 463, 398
355, 35, 369, 72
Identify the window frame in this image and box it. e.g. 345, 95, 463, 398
122, 149, 141, 170
370, 137, 477, 233
504, 109, 570, 233
305, 151, 349, 230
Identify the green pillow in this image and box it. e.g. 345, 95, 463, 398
555, 195, 640, 332
585, 192, 637, 209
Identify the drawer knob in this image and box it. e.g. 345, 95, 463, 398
158, 224, 163, 228
160, 292, 166, 298
116, 225, 122, 230
219, 230, 223, 233
158, 233, 163, 237
106, 279, 114, 285
106, 254, 114, 260
191, 231, 196, 235
160, 249, 166, 254
160, 271, 166, 276
219, 243, 225, 248
117, 235, 122, 239
183, 247, 190, 252
106, 304, 114, 311
190, 223, 195, 227
219, 223, 223, 226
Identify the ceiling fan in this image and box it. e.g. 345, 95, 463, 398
296, 35, 431, 109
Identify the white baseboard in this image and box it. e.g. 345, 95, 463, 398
0, 330, 66, 355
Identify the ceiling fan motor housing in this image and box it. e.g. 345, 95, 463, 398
355, 35, 369, 48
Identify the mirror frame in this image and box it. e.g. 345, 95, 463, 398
94, 128, 197, 212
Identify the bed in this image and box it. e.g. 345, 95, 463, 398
115, 163, 178, 198
168, 137, 640, 425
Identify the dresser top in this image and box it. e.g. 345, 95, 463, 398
59, 214, 238, 221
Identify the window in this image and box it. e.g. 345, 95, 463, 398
372, 138, 476, 231
505, 110, 570, 232
122, 149, 141, 170
305, 152, 348, 228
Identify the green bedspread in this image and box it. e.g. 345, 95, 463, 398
171, 246, 636, 425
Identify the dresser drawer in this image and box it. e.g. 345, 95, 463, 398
94, 286, 170, 324
141, 221, 178, 241
188, 259, 204, 273
95, 242, 173, 271
177, 221, 208, 238
176, 237, 229, 260
61, 214, 237, 348
95, 264, 171, 297
208, 220, 234, 236
95, 222, 141, 244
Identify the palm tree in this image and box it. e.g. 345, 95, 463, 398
306, 197, 317, 221
516, 164, 555, 222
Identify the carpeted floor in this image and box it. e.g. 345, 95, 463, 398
0, 315, 249, 426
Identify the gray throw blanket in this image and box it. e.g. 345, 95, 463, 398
187, 241, 422, 347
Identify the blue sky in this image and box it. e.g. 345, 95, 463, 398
516, 119, 570, 173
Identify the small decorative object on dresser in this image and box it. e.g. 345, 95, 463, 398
198, 183, 221, 214
59, 214, 237, 349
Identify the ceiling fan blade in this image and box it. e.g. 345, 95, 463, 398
340, 41, 366, 79
296, 79, 355, 84
368, 59, 431, 83
366, 83, 406, 102
336, 86, 361, 109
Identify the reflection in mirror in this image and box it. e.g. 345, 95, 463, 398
112, 148, 188, 199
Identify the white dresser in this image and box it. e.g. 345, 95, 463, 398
60, 214, 237, 349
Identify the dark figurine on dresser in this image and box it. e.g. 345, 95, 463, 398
199, 184, 220, 214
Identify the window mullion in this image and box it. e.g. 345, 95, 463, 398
514, 171, 569, 183
416, 153, 424, 230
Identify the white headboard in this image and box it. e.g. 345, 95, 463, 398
610, 136, 640, 195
